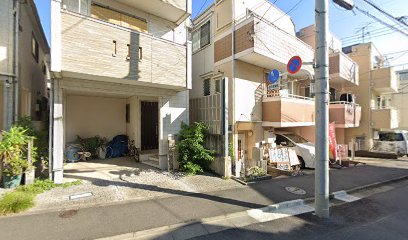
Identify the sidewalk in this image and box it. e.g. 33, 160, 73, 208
0, 158, 407, 240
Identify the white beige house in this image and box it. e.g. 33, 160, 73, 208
341, 43, 399, 147
0, 0, 49, 130
190, 0, 316, 172
297, 25, 361, 144
50, 0, 192, 183
391, 70, 408, 130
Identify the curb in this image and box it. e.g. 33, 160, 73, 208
96, 199, 311, 240
302, 174, 408, 205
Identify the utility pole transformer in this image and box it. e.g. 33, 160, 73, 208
314, 0, 330, 218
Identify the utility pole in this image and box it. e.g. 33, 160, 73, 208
314, 0, 330, 218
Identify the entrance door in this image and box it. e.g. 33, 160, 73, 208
141, 101, 159, 151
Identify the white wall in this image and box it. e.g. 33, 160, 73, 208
126, 96, 139, 146
235, 0, 295, 35
159, 90, 189, 169
66, 95, 127, 142
19, 3, 49, 121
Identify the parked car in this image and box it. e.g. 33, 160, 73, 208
373, 130, 408, 156
274, 132, 316, 168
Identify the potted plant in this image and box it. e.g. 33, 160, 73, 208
0, 127, 35, 189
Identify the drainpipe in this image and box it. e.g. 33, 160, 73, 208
231, 0, 236, 176
13, 0, 20, 123
368, 58, 373, 149
48, 78, 54, 180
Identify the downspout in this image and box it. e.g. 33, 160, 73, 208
48, 77, 54, 180
13, 0, 20, 123
231, 0, 236, 176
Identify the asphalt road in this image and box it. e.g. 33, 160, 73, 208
193, 183, 408, 240
0, 162, 407, 240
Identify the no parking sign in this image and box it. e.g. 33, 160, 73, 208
287, 56, 302, 74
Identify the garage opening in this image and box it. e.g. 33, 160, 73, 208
63, 92, 161, 182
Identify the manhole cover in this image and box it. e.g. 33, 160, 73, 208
285, 186, 306, 195
59, 209, 78, 218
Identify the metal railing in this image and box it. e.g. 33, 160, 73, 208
265, 92, 314, 101
330, 101, 360, 107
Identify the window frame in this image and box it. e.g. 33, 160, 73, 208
31, 33, 39, 63
200, 21, 211, 49
203, 78, 211, 96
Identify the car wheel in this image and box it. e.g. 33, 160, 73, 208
297, 156, 306, 169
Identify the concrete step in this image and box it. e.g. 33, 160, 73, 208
148, 154, 159, 162
142, 159, 160, 168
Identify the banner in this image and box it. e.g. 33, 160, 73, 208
329, 122, 338, 161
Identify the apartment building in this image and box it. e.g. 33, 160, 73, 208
297, 25, 361, 144
0, 0, 50, 130
190, 0, 315, 173
392, 70, 408, 130
341, 43, 399, 147
50, 0, 192, 183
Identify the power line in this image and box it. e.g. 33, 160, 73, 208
361, 0, 408, 28
341, 24, 404, 40
342, 29, 400, 45
342, 28, 400, 44
354, 5, 408, 37
196, 0, 209, 18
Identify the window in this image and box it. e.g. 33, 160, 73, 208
200, 21, 210, 48
42, 62, 47, 75
192, 21, 211, 52
90, 4, 148, 33
330, 88, 336, 102
62, 0, 88, 15
112, 40, 117, 57
138, 47, 143, 60
215, 79, 221, 93
126, 104, 130, 123
203, 79, 210, 96
31, 34, 39, 63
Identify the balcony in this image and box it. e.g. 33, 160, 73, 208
114, 0, 190, 24
372, 67, 399, 93
329, 102, 361, 128
372, 108, 399, 129
214, 15, 314, 78
60, 11, 187, 89
329, 52, 359, 87
262, 93, 315, 127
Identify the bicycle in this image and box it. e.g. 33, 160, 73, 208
128, 140, 140, 162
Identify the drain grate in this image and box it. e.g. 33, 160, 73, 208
285, 186, 306, 195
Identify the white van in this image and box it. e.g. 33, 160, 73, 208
274, 132, 316, 168
373, 130, 408, 156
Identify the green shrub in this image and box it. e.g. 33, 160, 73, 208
0, 127, 36, 176
177, 122, 215, 175
0, 191, 35, 215
16, 179, 82, 194
14, 117, 48, 176
0, 179, 82, 215
247, 166, 267, 178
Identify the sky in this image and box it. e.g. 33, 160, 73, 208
35, 0, 408, 69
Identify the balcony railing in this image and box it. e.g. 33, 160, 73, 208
214, 14, 314, 76
60, 11, 187, 89
262, 93, 315, 127
329, 52, 359, 87
329, 101, 361, 128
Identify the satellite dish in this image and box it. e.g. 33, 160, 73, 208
375, 56, 384, 67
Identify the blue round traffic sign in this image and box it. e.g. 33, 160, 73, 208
268, 69, 280, 84
287, 56, 302, 74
